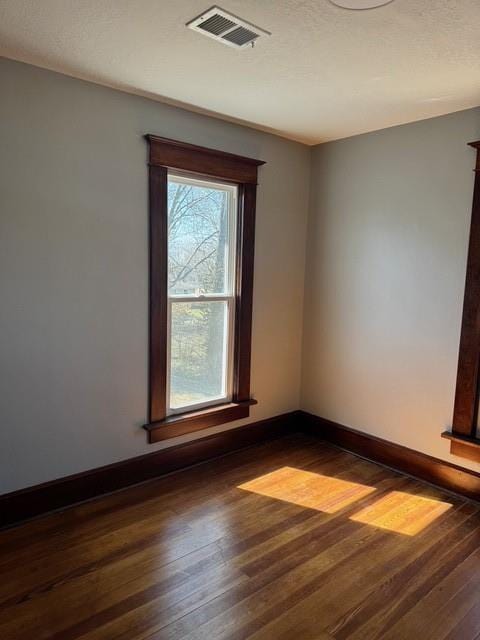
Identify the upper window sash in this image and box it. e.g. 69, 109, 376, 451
167, 172, 238, 298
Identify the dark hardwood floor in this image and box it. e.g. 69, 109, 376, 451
1, 433, 480, 640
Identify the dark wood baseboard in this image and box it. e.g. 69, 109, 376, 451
300, 412, 480, 502
0, 411, 299, 529
5, 409, 480, 528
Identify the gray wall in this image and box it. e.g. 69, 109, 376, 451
0, 58, 310, 493
302, 108, 480, 471
2, 55, 480, 494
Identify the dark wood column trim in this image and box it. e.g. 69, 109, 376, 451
233, 183, 257, 403
148, 165, 168, 423
446, 140, 480, 460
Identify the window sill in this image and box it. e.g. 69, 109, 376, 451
143, 399, 258, 443
441, 431, 480, 463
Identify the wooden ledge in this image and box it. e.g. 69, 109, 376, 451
144, 399, 258, 443
442, 431, 480, 463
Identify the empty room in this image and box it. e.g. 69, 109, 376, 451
1, 1, 480, 638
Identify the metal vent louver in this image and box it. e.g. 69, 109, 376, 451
222, 26, 259, 46
187, 6, 270, 49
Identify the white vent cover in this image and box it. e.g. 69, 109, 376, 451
186, 6, 270, 49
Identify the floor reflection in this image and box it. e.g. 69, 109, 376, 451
349, 490, 452, 535
238, 466, 376, 514
238, 467, 453, 535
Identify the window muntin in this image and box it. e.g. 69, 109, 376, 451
166, 173, 237, 414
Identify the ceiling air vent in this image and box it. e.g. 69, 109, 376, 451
187, 6, 270, 49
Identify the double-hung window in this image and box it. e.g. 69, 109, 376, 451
144, 136, 264, 443
167, 174, 237, 414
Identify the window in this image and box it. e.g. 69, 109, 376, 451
144, 136, 264, 443
167, 174, 237, 414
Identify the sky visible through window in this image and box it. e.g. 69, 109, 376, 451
168, 181, 229, 295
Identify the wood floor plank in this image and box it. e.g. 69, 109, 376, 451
329, 504, 480, 640
1, 434, 479, 640
146, 486, 434, 638
0, 542, 245, 640
0, 435, 317, 553
382, 547, 480, 640
201, 516, 463, 639
243, 502, 478, 640
444, 600, 480, 640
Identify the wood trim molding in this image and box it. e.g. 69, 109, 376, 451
234, 183, 257, 401
441, 430, 480, 463
301, 412, 480, 502
0, 411, 299, 529
448, 140, 480, 460
144, 399, 257, 443
470, 140, 480, 172
145, 136, 264, 441
4, 410, 480, 528
148, 164, 168, 422
146, 135, 265, 184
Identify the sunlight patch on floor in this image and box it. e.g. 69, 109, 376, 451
237, 466, 376, 513
349, 490, 453, 535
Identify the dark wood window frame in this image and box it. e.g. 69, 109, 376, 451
442, 140, 480, 462
143, 136, 264, 444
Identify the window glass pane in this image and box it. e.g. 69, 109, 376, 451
168, 178, 234, 295
169, 301, 229, 410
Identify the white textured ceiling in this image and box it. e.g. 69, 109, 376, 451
0, 0, 479, 144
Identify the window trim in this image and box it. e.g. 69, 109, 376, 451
442, 140, 480, 461
143, 136, 264, 444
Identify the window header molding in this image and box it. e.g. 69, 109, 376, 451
145, 135, 265, 185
